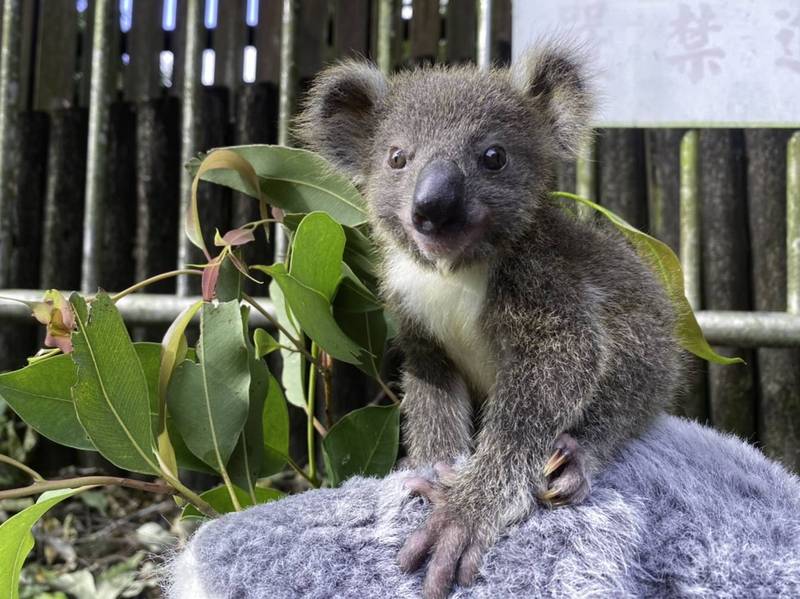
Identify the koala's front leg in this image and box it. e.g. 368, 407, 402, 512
399, 318, 602, 599
400, 334, 474, 467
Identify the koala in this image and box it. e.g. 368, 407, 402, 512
297, 44, 680, 599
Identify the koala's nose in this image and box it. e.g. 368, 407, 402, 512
411, 160, 466, 235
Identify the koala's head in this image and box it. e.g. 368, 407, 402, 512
296, 44, 593, 269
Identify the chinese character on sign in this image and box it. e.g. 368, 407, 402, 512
559, 1, 608, 44
667, 3, 725, 83
776, 10, 800, 74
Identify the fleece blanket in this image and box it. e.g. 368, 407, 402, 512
165, 415, 800, 598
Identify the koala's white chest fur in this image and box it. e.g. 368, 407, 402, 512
385, 253, 497, 396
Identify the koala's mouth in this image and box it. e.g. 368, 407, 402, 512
405, 213, 490, 262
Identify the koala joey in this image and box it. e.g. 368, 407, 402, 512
297, 43, 680, 599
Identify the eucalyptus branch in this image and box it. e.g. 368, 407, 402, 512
110, 269, 203, 302
0, 475, 173, 501
321, 352, 334, 428
307, 343, 320, 482
0, 453, 44, 482
285, 455, 321, 488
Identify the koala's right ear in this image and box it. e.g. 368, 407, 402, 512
295, 61, 388, 181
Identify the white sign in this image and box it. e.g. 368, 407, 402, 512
512, 0, 800, 126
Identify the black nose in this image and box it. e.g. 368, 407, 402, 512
411, 160, 465, 235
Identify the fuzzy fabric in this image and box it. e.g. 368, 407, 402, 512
164, 415, 800, 598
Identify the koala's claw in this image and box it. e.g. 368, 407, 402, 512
539, 432, 590, 507
399, 470, 487, 599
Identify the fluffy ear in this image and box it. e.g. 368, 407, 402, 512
512, 44, 594, 158
295, 61, 388, 181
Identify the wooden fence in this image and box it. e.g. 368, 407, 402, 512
0, 0, 798, 472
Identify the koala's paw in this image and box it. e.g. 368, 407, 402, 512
398, 464, 491, 599
539, 432, 590, 507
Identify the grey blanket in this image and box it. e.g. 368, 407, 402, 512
165, 415, 800, 598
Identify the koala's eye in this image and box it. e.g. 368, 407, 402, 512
482, 145, 507, 171
388, 148, 407, 169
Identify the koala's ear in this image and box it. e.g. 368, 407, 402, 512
295, 61, 388, 181
512, 44, 594, 158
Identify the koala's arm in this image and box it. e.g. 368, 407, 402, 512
400, 331, 474, 466
447, 293, 605, 528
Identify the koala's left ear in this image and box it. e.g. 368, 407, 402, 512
295, 60, 388, 181
511, 44, 594, 158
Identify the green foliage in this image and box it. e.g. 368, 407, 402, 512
0, 144, 735, 596
0, 488, 88, 598
550, 192, 743, 365
322, 405, 400, 487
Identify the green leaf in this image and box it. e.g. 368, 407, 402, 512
322, 405, 400, 487
268, 280, 306, 408
289, 212, 346, 300
216, 252, 244, 302
157, 301, 202, 479
0, 487, 88, 599
181, 485, 284, 521
229, 307, 267, 500
550, 192, 744, 366
283, 213, 379, 294
261, 370, 289, 477
258, 263, 363, 364
333, 308, 387, 378
70, 294, 158, 474
0, 355, 91, 450
253, 328, 280, 357
335, 263, 383, 313
188, 145, 367, 227
167, 300, 251, 472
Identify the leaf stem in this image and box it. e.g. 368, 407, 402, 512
307, 343, 319, 482
0, 453, 44, 482
285, 455, 321, 488
109, 269, 203, 302
376, 376, 401, 405
242, 293, 319, 367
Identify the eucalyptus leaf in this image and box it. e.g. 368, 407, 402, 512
289, 212, 346, 301
253, 328, 280, 357
258, 264, 363, 364
70, 294, 158, 474
336, 263, 383, 313
334, 307, 387, 379
187, 145, 367, 227
0, 355, 91, 450
229, 307, 267, 500
167, 300, 251, 472
322, 405, 400, 487
0, 487, 88, 599
550, 192, 743, 366
261, 369, 290, 477
181, 485, 284, 521
268, 279, 306, 408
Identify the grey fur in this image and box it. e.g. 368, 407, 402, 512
296, 44, 680, 597
164, 416, 800, 598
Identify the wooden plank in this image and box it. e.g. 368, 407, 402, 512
215, 0, 248, 92
745, 128, 800, 469
34, 0, 79, 110
699, 129, 756, 438
19, 0, 38, 110
597, 128, 647, 229
646, 128, 708, 422
171, 0, 188, 96
97, 101, 137, 291
0, 111, 49, 371
409, 0, 438, 64
254, 0, 282, 83
134, 96, 181, 292
491, 0, 511, 66
125, 0, 163, 100
296, 0, 328, 87
445, 0, 475, 64
39, 108, 88, 290
333, 0, 370, 59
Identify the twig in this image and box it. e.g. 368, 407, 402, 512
307, 343, 319, 482
0, 453, 44, 482
109, 269, 203, 302
0, 476, 173, 501
242, 293, 319, 366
